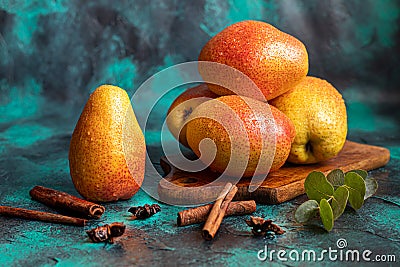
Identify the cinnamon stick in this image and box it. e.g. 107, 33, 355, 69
202, 183, 238, 240
30, 186, 105, 219
0, 206, 87, 226
177, 200, 256, 227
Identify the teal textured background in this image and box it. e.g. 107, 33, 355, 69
0, 0, 399, 132
0, 1, 399, 266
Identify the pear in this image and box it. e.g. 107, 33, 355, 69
166, 84, 218, 147
186, 95, 295, 177
69, 85, 145, 202
199, 20, 308, 100
270, 76, 347, 164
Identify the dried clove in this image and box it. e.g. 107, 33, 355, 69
128, 204, 161, 219
86, 222, 126, 243
245, 216, 285, 236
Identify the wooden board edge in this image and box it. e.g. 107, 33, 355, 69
158, 142, 391, 205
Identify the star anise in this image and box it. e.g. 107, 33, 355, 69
128, 204, 161, 219
245, 216, 285, 236
86, 222, 126, 243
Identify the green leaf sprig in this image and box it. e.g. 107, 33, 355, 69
295, 169, 378, 231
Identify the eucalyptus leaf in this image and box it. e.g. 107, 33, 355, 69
331, 186, 349, 220
344, 172, 366, 210
319, 199, 334, 231
347, 169, 368, 179
295, 200, 320, 223
304, 171, 334, 202
327, 169, 345, 189
364, 177, 378, 200
295, 169, 376, 232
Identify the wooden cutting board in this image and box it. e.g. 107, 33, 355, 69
158, 141, 390, 205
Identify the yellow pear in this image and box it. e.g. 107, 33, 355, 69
167, 84, 218, 147
270, 76, 347, 164
69, 85, 145, 202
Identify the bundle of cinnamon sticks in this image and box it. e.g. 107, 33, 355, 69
177, 183, 257, 240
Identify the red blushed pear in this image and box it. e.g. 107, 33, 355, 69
199, 20, 308, 100
185, 95, 295, 178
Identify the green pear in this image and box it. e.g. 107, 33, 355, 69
270, 76, 347, 164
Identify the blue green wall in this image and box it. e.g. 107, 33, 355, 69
0, 0, 399, 132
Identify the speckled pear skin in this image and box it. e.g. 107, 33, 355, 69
186, 95, 295, 177
69, 85, 145, 202
167, 84, 218, 147
270, 76, 347, 164
198, 20, 308, 100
